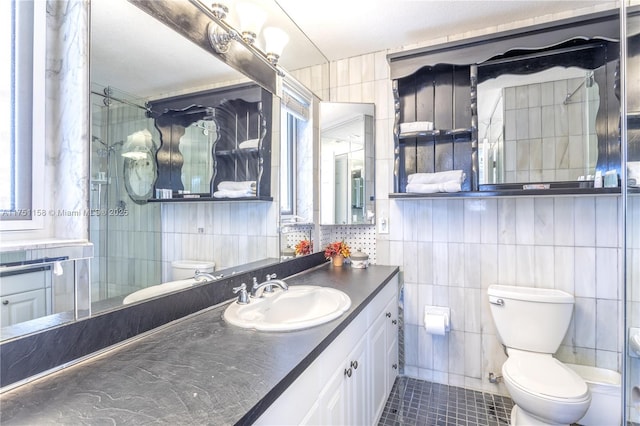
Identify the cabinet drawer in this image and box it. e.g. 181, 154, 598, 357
0, 269, 49, 296
366, 275, 398, 326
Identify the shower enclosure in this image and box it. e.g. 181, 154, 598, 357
90, 84, 161, 310
625, 3, 640, 424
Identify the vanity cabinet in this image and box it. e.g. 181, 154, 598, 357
255, 274, 399, 425
0, 268, 51, 327
148, 83, 272, 200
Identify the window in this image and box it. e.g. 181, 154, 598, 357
280, 112, 297, 215
280, 82, 311, 216
1, 0, 45, 230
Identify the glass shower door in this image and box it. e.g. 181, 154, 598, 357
625, 3, 640, 424
90, 84, 162, 312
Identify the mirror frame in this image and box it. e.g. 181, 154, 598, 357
319, 102, 376, 226
475, 38, 619, 186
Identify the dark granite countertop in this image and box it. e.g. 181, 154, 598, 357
0, 264, 399, 425
0, 259, 283, 341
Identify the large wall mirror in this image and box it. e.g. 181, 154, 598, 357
477, 38, 619, 186
0, 0, 330, 340
87, 0, 329, 314
320, 103, 375, 225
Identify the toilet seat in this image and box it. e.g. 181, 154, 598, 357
504, 351, 589, 400
503, 351, 591, 424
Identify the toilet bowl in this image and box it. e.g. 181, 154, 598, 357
502, 350, 590, 424
171, 260, 215, 280
488, 285, 591, 426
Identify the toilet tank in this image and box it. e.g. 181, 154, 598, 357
171, 260, 216, 280
488, 285, 574, 353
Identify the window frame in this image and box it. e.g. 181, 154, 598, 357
280, 111, 297, 216
1, 0, 45, 231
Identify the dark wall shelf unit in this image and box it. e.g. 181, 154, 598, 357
388, 9, 623, 198
390, 187, 622, 199
393, 65, 474, 194
148, 83, 272, 201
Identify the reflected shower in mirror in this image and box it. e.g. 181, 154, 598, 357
320, 103, 375, 225
478, 67, 599, 184
476, 38, 619, 187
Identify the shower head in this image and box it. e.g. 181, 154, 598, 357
92, 137, 124, 154
586, 72, 595, 88
92, 135, 107, 146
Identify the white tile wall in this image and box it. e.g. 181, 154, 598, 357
304, 2, 625, 397
503, 77, 598, 183
627, 195, 640, 423
161, 200, 279, 280
390, 196, 622, 395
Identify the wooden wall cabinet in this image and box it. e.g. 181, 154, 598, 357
389, 10, 622, 197
393, 65, 474, 193
149, 83, 273, 201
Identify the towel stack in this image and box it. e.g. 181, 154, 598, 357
238, 138, 259, 150
628, 162, 640, 187
400, 121, 434, 134
213, 181, 256, 198
405, 170, 465, 194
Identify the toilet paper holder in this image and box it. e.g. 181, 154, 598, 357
424, 306, 450, 334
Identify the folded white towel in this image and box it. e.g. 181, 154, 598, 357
400, 121, 433, 134
406, 181, 462, 194
408, 170, 465, 185
239, 139, 259, 149
218, 181, 256, 192
213, 189, 255, 198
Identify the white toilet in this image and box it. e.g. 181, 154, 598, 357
171, 260, 216, 280
487, 285, 591, 426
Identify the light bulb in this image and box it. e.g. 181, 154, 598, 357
236, 1, 266, 44
263, 26, 288, 65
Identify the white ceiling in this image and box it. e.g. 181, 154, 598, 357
275, 0, 615, 61
91, 0, 618, 99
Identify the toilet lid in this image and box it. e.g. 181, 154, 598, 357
503, 353, 589, 400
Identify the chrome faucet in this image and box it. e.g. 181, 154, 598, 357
232, 283, 249, 304
251, 273, 288, 298
194, 271, 223, 283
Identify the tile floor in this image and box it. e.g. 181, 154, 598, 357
379, 376, 513, 426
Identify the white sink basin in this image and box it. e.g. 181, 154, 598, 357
223, 285, 351, 331
122, 278, 197, 305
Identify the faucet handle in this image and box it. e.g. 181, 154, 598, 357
262, 273, 278, 294
232, 283, 249, 304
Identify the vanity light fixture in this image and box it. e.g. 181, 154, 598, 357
189, 0, 288, 74
122, 129, 153, 160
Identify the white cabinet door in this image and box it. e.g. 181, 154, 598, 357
370, 311, 388, 422
318, 332, 368, 426
385, 295, 399, 395
318, 362, 348, 425
299, 401, 321, 425
1, 288, 47, 326
346, 334, 368, 426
